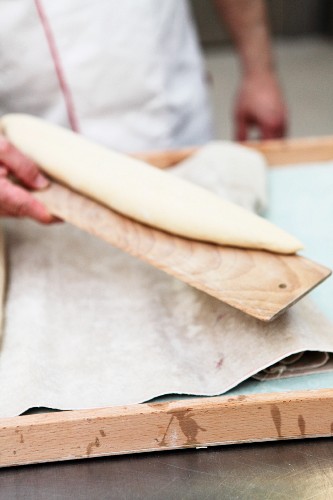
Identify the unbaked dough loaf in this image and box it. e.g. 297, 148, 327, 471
0, 114, 303, 254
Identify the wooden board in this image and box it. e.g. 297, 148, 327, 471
34, 183, 331, 323
135, 135, 333, 168
1, 389, 333, 468
1, 135, 333, 468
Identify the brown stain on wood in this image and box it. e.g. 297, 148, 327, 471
271, 405, 282, 438
146, 402, 170, 409
15, 429, 24, 444
298, 415, 306, 435
159, 416, 174, 447
227, 395, 247, 403
99, 430, 106, 437
86, 437, 100, 456
159, 408, 206, 447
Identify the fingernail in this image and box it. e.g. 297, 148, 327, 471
34, 173, 49, 189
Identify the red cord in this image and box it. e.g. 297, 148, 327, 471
34, 0, 79, 132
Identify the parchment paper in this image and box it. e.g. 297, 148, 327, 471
0, 144, 332, 418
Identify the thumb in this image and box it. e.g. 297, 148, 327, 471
0, 135, 49, 189
0, 177, 54, 223
234, 113, 248, 142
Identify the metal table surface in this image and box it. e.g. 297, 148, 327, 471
1, 438, 333, 499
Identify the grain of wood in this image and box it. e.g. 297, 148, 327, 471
34, 183, 331, 322
1, 389, 333, 468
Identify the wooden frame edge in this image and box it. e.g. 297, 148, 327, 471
1, 389, 333, 468
135, 135, 333, 168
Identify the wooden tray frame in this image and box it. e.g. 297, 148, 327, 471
1, 135, 333, 468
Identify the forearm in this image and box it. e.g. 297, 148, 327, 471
214, 0, 286, 140
214, 0, 274, 76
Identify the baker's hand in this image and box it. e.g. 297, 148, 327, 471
234, 71, 288, 141
0, 135, 55, 223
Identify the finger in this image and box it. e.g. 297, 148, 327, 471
234, 114, 249, 142
0, 177, 55, 223
0, 210, 63, 223
0, 165, 7, 177
261, 122, 286, 140
0, 135, 49, 189
277, 117, 288, 138
261, 128, 279, 140
260, 111, 288, 140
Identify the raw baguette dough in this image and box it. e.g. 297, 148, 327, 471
0, 114, 302, 254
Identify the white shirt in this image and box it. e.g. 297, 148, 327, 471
0, 0, 214, 152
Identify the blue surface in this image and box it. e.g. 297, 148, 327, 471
227, 162, 333, 396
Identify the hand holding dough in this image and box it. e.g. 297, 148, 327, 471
0, 114, 303, 254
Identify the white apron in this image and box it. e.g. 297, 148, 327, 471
0, 0, 213, 152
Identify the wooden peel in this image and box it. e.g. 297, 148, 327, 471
34, 182, 331, 322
